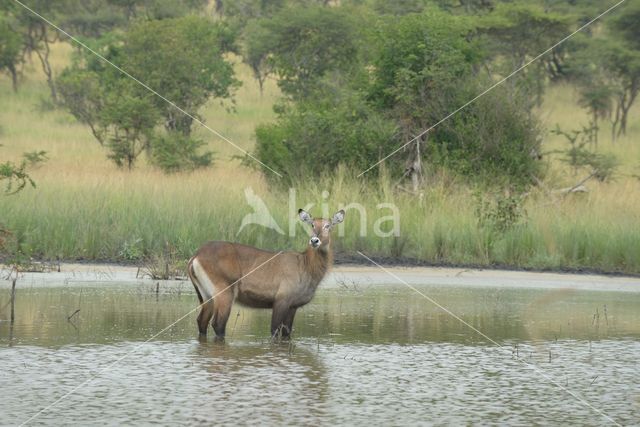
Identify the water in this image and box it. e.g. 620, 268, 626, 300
1, 283, 639, 425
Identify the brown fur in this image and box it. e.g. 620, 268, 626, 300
187, 210, 344, 339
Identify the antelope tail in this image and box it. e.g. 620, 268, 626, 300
187, 256, 204, 304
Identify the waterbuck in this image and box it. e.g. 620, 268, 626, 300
187, 208, 345, 339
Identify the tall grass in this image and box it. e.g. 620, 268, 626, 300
1, 44, 640, 273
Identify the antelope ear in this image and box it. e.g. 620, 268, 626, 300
298, 209, 314, 225
331, 209, 345, 225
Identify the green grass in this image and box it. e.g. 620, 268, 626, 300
1, 44, 640, 274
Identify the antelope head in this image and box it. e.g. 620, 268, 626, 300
298, 208, 345, 251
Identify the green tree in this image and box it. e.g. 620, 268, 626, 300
58, 16, 238, 170
255, 86, 397, 182
242, 18, 274, 95
606, 3, 640, 138
478, 2, 571, 105
372, 0, 430, 15
367, 10, 481, 187
0, 144, 35, 195
577, 84, 613, 147
255, 8, 543, 186
257, 5, 359, 98
122, 16, 239, 135
567, 36, 640, 141
222, 0, 293, 23
0, 12, 21, 91
104, 0, 208, 21
59, 0, 127, 37
0, 161, 34, 194
0, 0, 78, 102
150, 132, 214, 173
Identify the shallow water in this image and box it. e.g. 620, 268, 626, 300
1, 283, 639, 425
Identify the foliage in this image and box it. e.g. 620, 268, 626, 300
222, 0, 286, 23
149, 132, 213, 173
119, 237, 144, 260
57, 68, 107, 143
254, 87, 397, 183
122, 16, 239, 134
552, 125, 619, 182
0, 159, 35, 194
0, 12, 21, 91
101, 87, 159, 169
367, 9, 479, 121
609, 1, 640, 51
139, 241, 185, 279
58, 16, 237, 170
565, 11, 640, 140
477, 2, 571, 105
368, 10, 542, 185
256, 5, 359, 98
0, 0, 76, 101
254, 8, 543, 186
475, 190, 527, 233
61, 0, 209, 35
372, 0, 431, 15
579, 40, 640, 138
242, 18, 275, 94
433, 87, 543, 184
22, 150, 48, 167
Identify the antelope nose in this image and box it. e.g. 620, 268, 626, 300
310, 237, 321, 247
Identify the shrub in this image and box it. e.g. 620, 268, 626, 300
150, 132, 213, 173
255, 88, 397, 183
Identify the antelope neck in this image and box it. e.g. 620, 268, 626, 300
303, 243, 332, 284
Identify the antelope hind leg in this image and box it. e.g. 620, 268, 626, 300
212, 284, 234, 339
197, 301, 214, 336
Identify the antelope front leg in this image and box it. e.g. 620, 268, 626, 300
283, 307, 297, 338
271, 300, 292, 338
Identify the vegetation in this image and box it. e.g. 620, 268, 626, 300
0, 157, 34, 195
57, 15, 238, 170
0, 0, 639, 274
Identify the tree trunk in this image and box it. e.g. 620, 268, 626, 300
8, 64, 18, 92
592, 111, 598, 149
214, 0, 224, 16
258, 76, 264, 97
35, 37, 57, 103
410, 135, 424, 193
617, 99, 634, 138
616, 83, 639, 138
618, 107, 628, 137
610, 103, 620, 143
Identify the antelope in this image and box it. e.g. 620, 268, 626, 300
187, 208, 345, 340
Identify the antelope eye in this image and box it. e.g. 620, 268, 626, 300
323, 223, 331, 230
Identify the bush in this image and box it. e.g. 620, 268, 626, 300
150, 132, 213, 173
433, 87, 542, 185
58, 16, 237, 171
255, 88, 397, 183
254, 9, 542, 186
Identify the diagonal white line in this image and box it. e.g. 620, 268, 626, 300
358, 0, 628, 177
356, 251, 622, 427
11, 0, 283, 178
19, 251, 284, 426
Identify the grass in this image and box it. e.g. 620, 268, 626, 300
1, 43, 640, 274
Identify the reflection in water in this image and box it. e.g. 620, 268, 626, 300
193, 341, 329, 424
0, 284, 639, 425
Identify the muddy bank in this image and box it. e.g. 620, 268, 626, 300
1, 262, 639, 293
